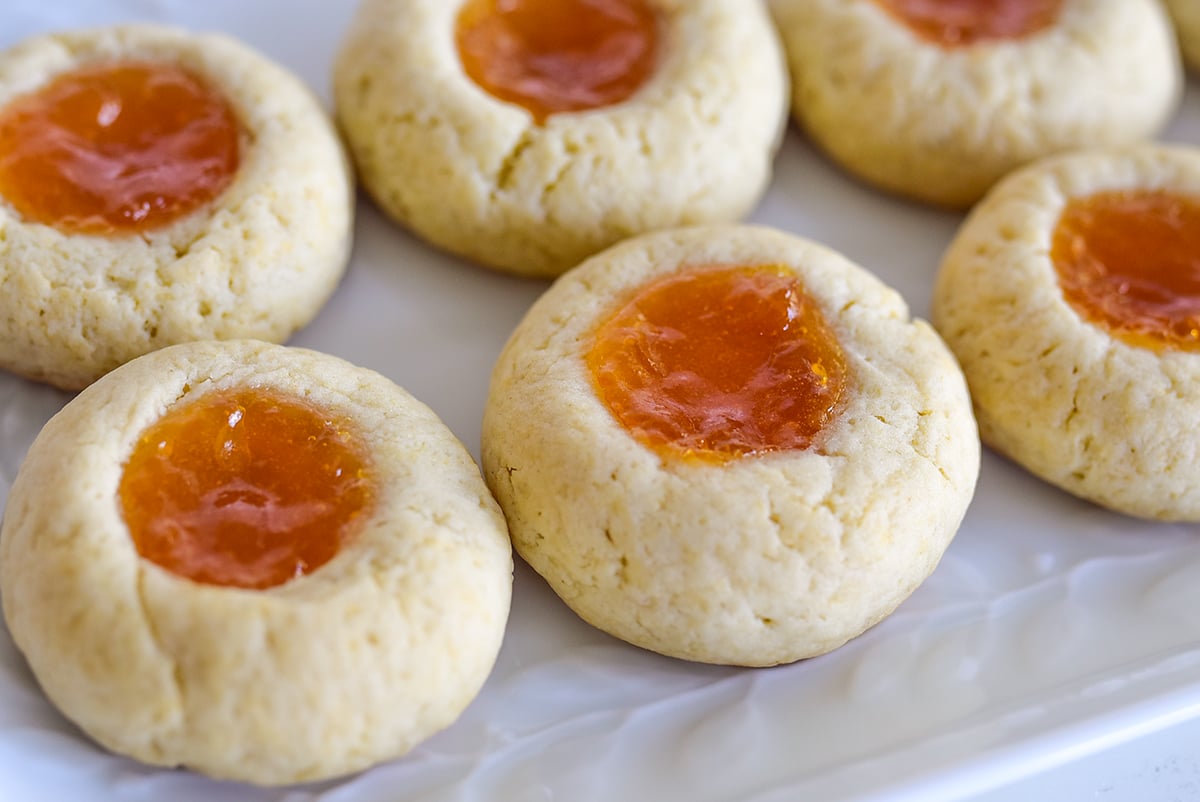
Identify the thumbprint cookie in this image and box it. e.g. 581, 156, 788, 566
769, 0, 1181, 208
333, 0, 788, 277
0, 340, 513, 784
0, 25, 354, 389
482, 225, 979, 666
934, 145, 1200, 520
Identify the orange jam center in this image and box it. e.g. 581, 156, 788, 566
456, 0, 659, 123
0, 61, 240, 235
871, 0, 1063, 47
119, 388, 375, 590
1052, 190, 1200, 353
587, 266, 849, 463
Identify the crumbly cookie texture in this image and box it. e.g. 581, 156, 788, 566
332, 0, 788, 278
1165, 0, 1200, 70
769, 0, 1181, 208
0, 340, 513, 785
933, 146, 1200, 521
0, 25, 354, 390
482, 225, 979, 666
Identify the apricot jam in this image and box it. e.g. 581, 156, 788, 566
119, 388, 375, 590
587, 266, 849, 463
1052, 190, 1200, 353
870, 0, 1063, 47
456, 0, 659, 124
0, 61, 239, 235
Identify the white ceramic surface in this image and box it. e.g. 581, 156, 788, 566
0, 2, 1198, 800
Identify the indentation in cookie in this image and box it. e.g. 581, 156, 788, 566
0, 61, 240, 235
870, 0, 1063, 47
1052, 189, 1200, 353
587, 265, 848, 462
456, 0, 659, 123
119, 387, 374, 589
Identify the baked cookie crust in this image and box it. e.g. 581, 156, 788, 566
0, 340, 513, 785
0, 25, 354, 390
333, 0, 788, 278
769, 0, 1182, 208
482, 225, 979, 666
933, 145, 1200, 520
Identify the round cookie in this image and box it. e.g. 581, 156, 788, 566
0, 340, 512, 785
933, 145, 1200, 521
0, 25, 354, 390
481, 225, 979, 666
768, 0, 1182, 208
333, 0, 788, 278
1165, 0, 1200, 70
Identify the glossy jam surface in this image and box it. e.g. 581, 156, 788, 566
456, 0, 659, 123
587, 266, 849, 463
119, 388, 375, 590
0, 61, 240, 235
871, 0, 1063, 47
1052, 190, 1200, 353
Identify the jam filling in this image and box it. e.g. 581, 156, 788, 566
456, 0, 659, 123
1052, 190, 1200, 353
587, 265, 849, 463
0, 61, 239, 235
871, 0, 1063, 47
119, 388, 375, 590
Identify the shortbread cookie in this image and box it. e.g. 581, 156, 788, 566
1165, 0, 1200, 69
0, 340, 512, 785
333, 0, 788, 278
482, 225, 979, 666
0, 25, 354, 390
933, 145, 1200, 520
769, 0, 1181, 208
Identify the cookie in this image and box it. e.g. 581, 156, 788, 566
0, 340, 513, 785
1165, 0, 1200, 70
768, 0, 1182, 208
333, 0, 788, 278
481, 225, 979, 666
933, 145, 1200, 520
0, 25, 354, 390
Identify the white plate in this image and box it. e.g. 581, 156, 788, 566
0, 2, 1198, 800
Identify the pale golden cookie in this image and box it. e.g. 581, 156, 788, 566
482, 225, 979, 666
333, 0, 788, 278
0, 25, 354, 390
933, 145, 1200, 520
1165, 0, 1200, 70
769, 0, 1182, 208
0, 340, 513, 785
